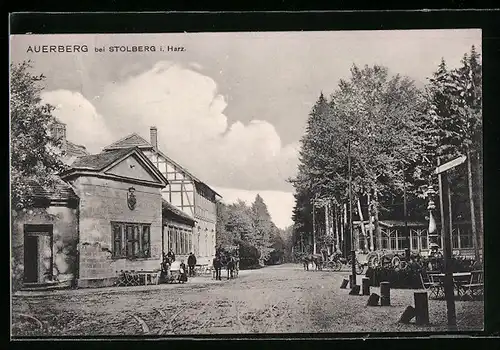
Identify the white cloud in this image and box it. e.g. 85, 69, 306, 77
215, 187, 294, 229
96, 60, 299, 191
40, 61, 299, 225
40, 90, 114, 154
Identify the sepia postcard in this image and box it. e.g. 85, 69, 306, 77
10, 27, 484, 338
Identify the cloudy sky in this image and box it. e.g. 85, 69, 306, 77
10, 30, 481, 228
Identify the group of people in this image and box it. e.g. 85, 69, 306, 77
161, 250, 199, 283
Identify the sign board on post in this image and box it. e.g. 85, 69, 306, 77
435, 155, 466, 175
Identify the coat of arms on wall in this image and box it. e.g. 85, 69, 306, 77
127, 187, 137, 210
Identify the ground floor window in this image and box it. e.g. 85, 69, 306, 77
166, 225, 192, 255
112, 222, 151, 259
455, 226, 474, 249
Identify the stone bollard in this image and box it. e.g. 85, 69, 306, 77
380, 281, 391, 306
414, 291, 430, 325
340, 278, 349, 289
349, 284, 361, 295
366, 293, 380, 306
362, 277, 371, 296
349, 274, 355, 288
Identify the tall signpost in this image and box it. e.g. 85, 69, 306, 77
348, 134, 357, 286
435, 155, 467, 328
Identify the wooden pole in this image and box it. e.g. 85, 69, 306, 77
476, 152, 484, 260
467, 149, 480, 263
348, 138, 357, 286
438, 166, 457, 327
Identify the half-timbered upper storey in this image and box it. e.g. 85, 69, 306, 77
102, 127, 221, 222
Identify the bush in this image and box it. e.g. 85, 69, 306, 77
238, 241, 260, 270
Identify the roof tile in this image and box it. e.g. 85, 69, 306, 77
162, 199, 195, 225
70, 148, 133, 171
28, 178, 79, 202
103, 133, 152, 151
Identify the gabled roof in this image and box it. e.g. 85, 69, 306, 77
27, 177, 79, 208
60, 147, 168, 187
70, 148, 133, 171
102, 133, 152, 151
102, 133, 222, 198
66, 141, 90, 157
162, 199, 196, 226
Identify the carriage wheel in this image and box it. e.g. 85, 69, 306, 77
356, 263, 364, 275
333, 261, 342, 271
400, 261, 408, 270
367, 253, 379, 268
391, 256, 402, 269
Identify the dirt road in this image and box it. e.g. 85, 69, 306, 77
11, 264, 483, 336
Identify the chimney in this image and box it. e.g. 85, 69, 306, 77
150, 126, 158, 150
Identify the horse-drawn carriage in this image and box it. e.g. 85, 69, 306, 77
301, 250, 366, 275
364, 244, 444, 271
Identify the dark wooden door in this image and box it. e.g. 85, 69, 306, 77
24, 235, 38, 283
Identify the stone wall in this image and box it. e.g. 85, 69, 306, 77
11, 206, 78, 290
77, 242, 116, 288
70, 176, 163, 287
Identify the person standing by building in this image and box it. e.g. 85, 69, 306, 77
179, 259, 188, 283
167, 249, 175, 264
213, 254, 222, 281
187, 252, 197, 277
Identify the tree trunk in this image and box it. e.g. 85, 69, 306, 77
467, 149, 480, 262
312, 202, 316, 254
373, 189, 382, 250
368, 192, 374, 251
343, 203, 348, 256
357, 197, 367, 251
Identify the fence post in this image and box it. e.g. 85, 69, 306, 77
414, 292, 430, 325
380, 281, 391, 306
367, 293, 380, 306
349, 274, 355, 288
362, 277, 371, 296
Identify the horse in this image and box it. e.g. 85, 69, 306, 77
221, 253, 238, 279
302, 253, 324, 271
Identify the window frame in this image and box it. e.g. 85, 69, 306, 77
111, 222, 152, 260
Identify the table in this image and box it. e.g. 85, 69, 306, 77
430, 272, 471, 297
136, 270, 160, 286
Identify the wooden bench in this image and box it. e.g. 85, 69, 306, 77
460, 270, 484, 300
115, 270, 160, 287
